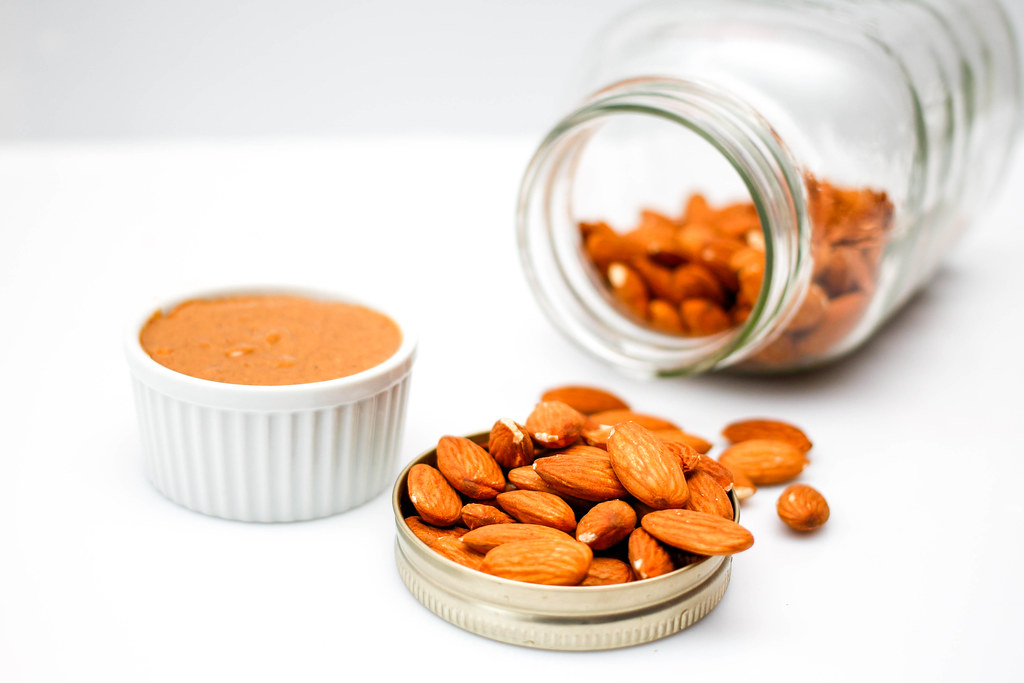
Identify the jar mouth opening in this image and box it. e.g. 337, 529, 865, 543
517, 77, 811, 376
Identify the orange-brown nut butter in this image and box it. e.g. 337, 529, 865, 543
139, 295, 402, 385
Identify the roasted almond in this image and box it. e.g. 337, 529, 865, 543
540, 385, 630, 415
488, 418, 535, 469
684, 470, 734, 520
776, 484, 830, 531
627, 528, 675, 580
575, 499, 637, 550
460, 503, 516, 530
721, 418, 813, 452
496, 490, 577, 533
607, 421, 689, 509
718, 439, 809, 485
641, 509, 754, 556
461, 523, 573, 553
581, 557, 635, 586
435, 435, 506, 499
525, 400, 587, 449
407, 463, 463, 527
479, 539, 593, 586
533, 453, 628, 502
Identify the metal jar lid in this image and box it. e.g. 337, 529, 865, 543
392, 432, 739, 651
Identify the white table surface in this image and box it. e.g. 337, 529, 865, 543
1, 137, 1022, 682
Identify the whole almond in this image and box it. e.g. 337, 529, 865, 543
496, 490, 577, 533
460, 503, 516, 530
488, 418, 535, 469
608, 262, 650, 320
653, 428, 713, 455
461, 523, 574, 553
641, 509, 754, 556
575, 500, 637, 550
407, 464, 463, 527
627, 528, 675, 580
581, 557, 635, 586
730, 467, 757, 501
660, 439, 703, 471
525, 401, 587, 449
404, 516, 468, 547
435, 435, 506, 499
694, 455, 735, 491
684, 470, 734, 520
607, 422, 690, 509
588, 410, 679, 431
718, 439, 809, 485
432, 535, 485, 570
721, 418, 813, 452
480, 539, 593, 586
533, 453, 628, 502
540, 385, 630, 415
776, 484, 830, 531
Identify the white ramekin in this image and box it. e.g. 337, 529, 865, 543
124, 284, 417, 522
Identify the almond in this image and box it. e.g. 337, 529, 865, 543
435, 435, 506, 499
641, 509, 754, 555
460, 503, 516, 530
776, 484, 830, 531
693, 452, 735, 491
684, 470, 734, 520
588, 410, 679, 431
608, 261, 650, 320
407, 463, 463, 527
525, 400, 587, 449
539, 385, 630, 415
581, 557, 635, 586
488, 418, 535, 469
730, 467, 757, 501
721, 418, 813, 452
533, 453, 628, 502
461, 523, 574, 553
479, 539, 593, 586
627, 528, 675, 580
432, 535, 485, 570
718, 439, 809, 485
575, 500, 636, 550
680, 297, 732, 336
496, 490, 577, 533
653, 428, 713, 455
607, 422, 689, 509
404, 516, 467, 546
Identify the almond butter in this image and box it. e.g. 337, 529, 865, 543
488, 418, 535, 469
721, 418, 813, 452
641, 509, 754, 556
627, 528, 675, 580
607, 421, 689, 509
407, 463, 463, 527
479, 539, 593, 586
575, 499, 636, 550
776, 484, 830, 531
533, 452, 628, 502
460, 503, 516, 530
539, 385, 630, 414
525, 400, 587, 449
496, 490, 577, 533
581, 557, 635, 586
718, 438, 809, 485
461, 523, 574, 553
435, 435, 506, 499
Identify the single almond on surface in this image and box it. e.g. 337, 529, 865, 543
627, 528, 675, 580
581, 557, 635, 586
540, 385, 630, 415
407, 464, 463, 527
525, 400, 587, 449
435, 435, 506, 499
575, 499, 637, 550
718, 439, 809, 485
607, 422, 690, 509
721, 418, 813, 452
479, 539, 593, 586
533, 453, 628, 502
460, 503, 516, 530
776, 484, 830, 531
641, 509, 754, 556
684, 470, 734, 520
488, 418, 535, 469
461, 523, 573, 553
496, 490, 577, 533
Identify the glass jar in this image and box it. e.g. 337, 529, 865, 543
517, 0, 1022, 375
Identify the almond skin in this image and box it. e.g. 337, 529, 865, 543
533, 453, 628, 502
627, 528, 675, 580
718, 439, 809, 485
581, 557, 635, 586
461, 523, 574, 553
407, 464, 463, 527
575, 500, 637, 550
435, 435, 506, 499
540, 386, 630, 415
488, 418, 535, 469
607, 422, 690, 509
776, 484, 830, 531
641, 509, 754, 556
684, 470, 734, 520
525, 401, 587, 449
460, 503, 516, 530
480, 539, 593, 586
721, 418, 813, 452
496, 490, 577, 533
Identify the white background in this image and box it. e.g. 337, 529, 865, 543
2, 2, 1024, 682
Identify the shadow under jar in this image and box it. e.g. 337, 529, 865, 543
517, 0, 1022, 375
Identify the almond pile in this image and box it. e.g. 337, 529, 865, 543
403, 385, 829, 587
578, 176, 893, 365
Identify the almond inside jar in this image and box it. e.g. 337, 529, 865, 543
139, 294, 402, 385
